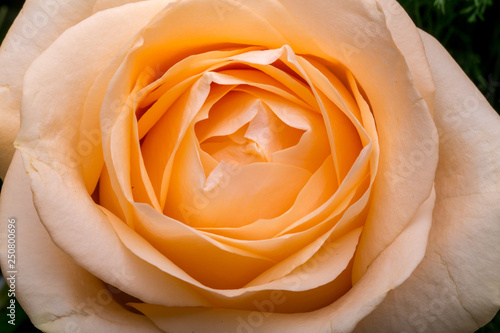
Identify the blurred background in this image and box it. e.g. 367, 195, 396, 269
0, 0, 499, 332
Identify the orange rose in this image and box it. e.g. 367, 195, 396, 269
0, 1, 499, 332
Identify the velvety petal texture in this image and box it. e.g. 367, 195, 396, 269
0, 0, 498, 332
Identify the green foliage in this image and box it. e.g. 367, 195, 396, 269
460, 0, 493, 22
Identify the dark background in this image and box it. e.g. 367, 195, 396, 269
0, 0, 498, 332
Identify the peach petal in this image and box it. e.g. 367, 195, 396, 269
141, 68, 316, 210
18, 149, 212, 307
195, 91, 261, 142
198, 135, 371, 243
129, 115, 162, 210
131, 189, 434, 333
106, 193, 355, 299
243, 103, 305, 160
202, 144, 371, 263
197, 155, 337, 240
130, 229, 361, 314
137, 47, 261, 136
181, 0, 439, 285
14, 0, 218, 307
346, 71, 379, 177
258, 92, 330, 173
141, 83, 235, 204
132, 202, 277, 289
165, 128, 312, 228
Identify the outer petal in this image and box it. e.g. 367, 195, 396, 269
376, 0, 435, 113
93, 0, 149, 13
355, 31, 500, 333
0, 152, 161, 332
0, 0, 99, 178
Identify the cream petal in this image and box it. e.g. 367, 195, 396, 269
17, 147, 211, 307
376, 0, 435, 113
0, 152, 161, 332
0, 106, 17, 180
92, 0, 148, 13
14, 0, 172, 192
354, 31, 500, 333
0, 0, 98, 178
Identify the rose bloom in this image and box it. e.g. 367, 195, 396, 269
0, 0, 499, 332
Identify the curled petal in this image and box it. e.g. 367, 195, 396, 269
354, 31, 500, 333
0, 0, 98, 177
0, 152, 162, 332
131, 189, 435, 333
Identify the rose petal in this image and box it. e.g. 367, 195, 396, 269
92, 0, 147, 13
0, 152, 162, 332
140, 80, 235, 205
130, 228, 361, 315
137, 47, 262, 137
354, 31, 500, 333
15, 0, 172, 193
165, 128, 312, 228
0, 0, 98, 177
108, 199, 355, 299
12, 0, 443, 327
132, 202, 277, 289
129, 189, 435, 332
15, 0, 213, 308
377, 0, 435, 113
198, 155, 337, 240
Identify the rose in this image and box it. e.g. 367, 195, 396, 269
1, 1, 499, 333
0, 0, 499, 332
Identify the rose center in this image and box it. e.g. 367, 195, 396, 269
195, 91, 305, 167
